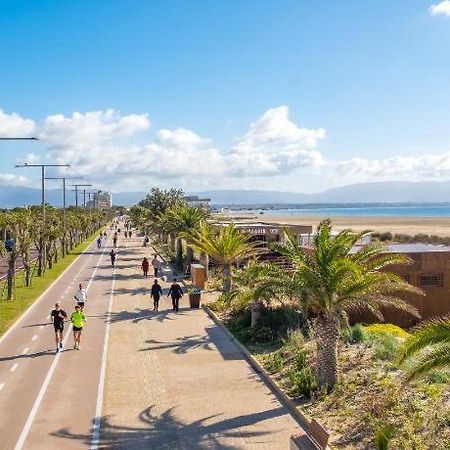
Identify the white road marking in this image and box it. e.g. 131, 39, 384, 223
39, 325, 45, 330
10, 364, 18, 372
14, 238, 110, 450
31, 335, 38, 341
0, 383, 5, 392
91, 268, 116, 449
22, 348, 29, 355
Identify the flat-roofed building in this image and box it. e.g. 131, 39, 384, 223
184, 195, 211, 210
92, 190, 112, 209
350, 243, 450, 327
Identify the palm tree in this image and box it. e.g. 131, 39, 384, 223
398, 316, 450, 381
232, 260, 285, 327
162, 205, 208, 267
273, 219, 421, 389
181, 222, 259, 292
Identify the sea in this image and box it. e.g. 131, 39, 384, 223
234, 205, 450, 218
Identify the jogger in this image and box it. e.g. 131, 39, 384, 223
70, 305, 86, 350
50, 302, 67, 353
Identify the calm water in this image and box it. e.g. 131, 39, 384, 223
238, 205, 450, 217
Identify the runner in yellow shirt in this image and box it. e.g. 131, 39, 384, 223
70, 305, 86, 350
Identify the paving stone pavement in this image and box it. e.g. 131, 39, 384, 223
101, 235, 303, 449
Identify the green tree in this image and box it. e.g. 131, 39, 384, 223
273, 219, 421, 389
161, 205, 208, 266
398, 316, 450, 381
181, 223, 259, 292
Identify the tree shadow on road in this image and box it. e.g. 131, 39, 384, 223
50, 404, 281, 449
106, 307, 182, 324
140, 334, 215, 354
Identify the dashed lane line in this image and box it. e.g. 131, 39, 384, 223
21, 348, 29, 355
31, 335, 38, 342
14, 239, 110, 450
0, 383, 5, 392
10, 364, 18, 373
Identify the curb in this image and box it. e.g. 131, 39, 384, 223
203, 304, 311, 430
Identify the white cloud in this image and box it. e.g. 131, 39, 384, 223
0, 173, 32, 187
429, 1, 450, 16
0, 110, 36, 138
40, 109, 150, 149
334, 152, 450, 180
228, 106, 325, 176
8, 105, 450, 193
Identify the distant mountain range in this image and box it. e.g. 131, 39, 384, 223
0, 180, 449, 208
193, 181, 450, 205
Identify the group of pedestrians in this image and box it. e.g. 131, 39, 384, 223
50, 282, 88, 353
142, 254, 184, 313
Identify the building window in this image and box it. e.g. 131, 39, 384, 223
419, 273, 444, 287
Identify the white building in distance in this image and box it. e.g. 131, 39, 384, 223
90, 190, 112, 209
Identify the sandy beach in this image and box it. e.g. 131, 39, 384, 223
219, 212, 450, 237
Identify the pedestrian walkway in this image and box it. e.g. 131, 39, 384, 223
98, 235, 302, 449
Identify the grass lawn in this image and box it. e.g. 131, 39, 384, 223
0, 232, 99, 337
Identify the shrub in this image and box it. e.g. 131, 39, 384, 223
379, 232, 393, 242
374, 422, 396, 450
365, 323, 410, 339
282, 329, 305, 352
262, 351, 284, 373
288, 365, 318, 398
371, 333, 400, 361
246, 325, 275, 343
351, 323, 367, 343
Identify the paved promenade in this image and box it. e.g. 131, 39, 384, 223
99, 236, 301, 449
0, 229, 303, 449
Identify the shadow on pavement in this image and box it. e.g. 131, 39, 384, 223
138, 325, 244, 361
0, 348, 70, 362
50, 405, 279, 449
107, 308, 181, 324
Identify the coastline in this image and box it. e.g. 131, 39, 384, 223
218, 212, 450, 237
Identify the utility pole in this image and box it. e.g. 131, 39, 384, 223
69, 184, 92, 207
14, 163, 70, 276
45, 176, 82, 255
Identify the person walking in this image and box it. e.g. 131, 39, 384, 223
110, 249, 117, 267
70, 305, 86, 350
129, 230, 133, 238
151, 279, 163, 311
124, 231, 128, 239
50, 302, 68, 353
151, 255, 161, 277
97, 236, 102, 249
74, 283, 87, 311
141, 257, 149, 278
167, 279, 183, 313
113, 235, 118, 248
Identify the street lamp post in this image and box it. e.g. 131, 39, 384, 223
45, 176, 82, 256
69, 184, 92, 207
14, 163, 70, 275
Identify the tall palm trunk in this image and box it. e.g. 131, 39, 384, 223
175, 238, 183, 267
186, 246, 194, 268
250, 300, 263, 328
314, 313, 340, 389
222, 264, 232, 293
22, 252, 31, 287
7, 249, 17, 300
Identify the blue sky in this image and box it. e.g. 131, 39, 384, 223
1, 0, 450, 193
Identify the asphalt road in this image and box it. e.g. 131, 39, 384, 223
0, 229, 117, 450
